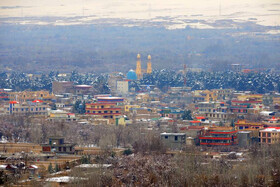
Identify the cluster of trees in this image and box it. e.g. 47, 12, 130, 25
141, 70, 280, 93
70, 144, 280, 186
1, 114, 280, 186
48, 163, 61, 174
0, 115, 151, 148
0, 71, 110, 94
0, 70, 279, 94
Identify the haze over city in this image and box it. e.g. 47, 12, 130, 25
0, 1, 280, 186
0, 0, 280, 29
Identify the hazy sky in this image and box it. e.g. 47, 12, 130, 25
0, 0, 279, 28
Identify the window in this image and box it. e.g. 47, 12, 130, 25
101, 105, 104, 108
165, 136, 168, 139
63, 147, 66, 152
268, 139, 271, 143
175, 136, 178, 141
268, 133, 271, 137
59, 147, 61, 152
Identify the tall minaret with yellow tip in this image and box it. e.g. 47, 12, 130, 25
147, 55, 152, 74
136, 53, 142, 79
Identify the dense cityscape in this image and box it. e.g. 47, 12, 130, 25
0, 55, 279, 186
1, 0, 280, 186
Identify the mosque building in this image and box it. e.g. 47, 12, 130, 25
135, 54, 152, 80
127, 69, 137, 80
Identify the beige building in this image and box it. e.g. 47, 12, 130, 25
259, 127, 280, 144
8, 90, 55, 102
4, 100, 49, 115
117, 81, 129, 95
108, 73, 123, 95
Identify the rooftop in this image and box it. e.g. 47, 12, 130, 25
260, 127, 280, 132
161, 132, 186, 136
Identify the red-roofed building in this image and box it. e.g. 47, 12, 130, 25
190, 120, 202, 126
0, 91, 9, 101
263, 116, 280, 127
32, 100, 43, 103
195, 116, 205, 120
235, 120, 264, 130
85, 96, 124, 123
199, 127, 237, 146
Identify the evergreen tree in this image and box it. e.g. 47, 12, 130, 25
51, 104, 57, 110
182, 110, 193, 120
55, 164, 60, 172
73, 100, 81, 113
48, 163, 53, 173
231, 120, 235, 127
81, 101, 86, 114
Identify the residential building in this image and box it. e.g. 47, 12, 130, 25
237, 131, 252, 147
73, 85, 93, 95
160, 133, 186, 150
259, 127, 280, 144
52, 81, 74, 94
230, 100, 262, 114
4, 100, 49, 115
193, 90, 218, 102
231, 64, 242, 72
235, 120, 264, 130
236, 94, 263, 102
41, 137, 76, 154
85, 102, 122, 120
124, 104, 140, 113
8, 90, 55, 102
160, 107, 184, 119
196, 102, 228, 114
48, 110, 77, 122
108, 73, 123, 95
263, 116, 280, 127
117, 81, 129, 95
211, 89, 233, 100
0, 90, 9, 101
